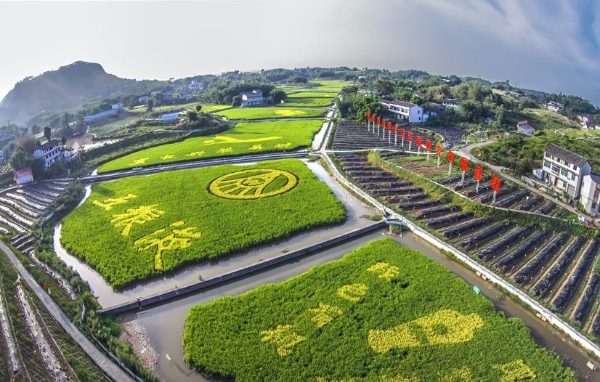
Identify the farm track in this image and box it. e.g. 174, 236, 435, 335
331, 138, 600, 345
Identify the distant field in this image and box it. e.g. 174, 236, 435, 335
215, 107, 326, 120
287, 92, 339, 98
510, 108, 580, 130
183, 238, 575, 381
154, 103, 230, 113
277, 98, 333, 107
97, 119, 323, 173
309, 79, 349, 92
63, 159, 346, 287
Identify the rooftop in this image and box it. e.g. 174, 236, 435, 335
545, 143, 589, 167
381, 99, 418, 108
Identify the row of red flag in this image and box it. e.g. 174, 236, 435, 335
366, 110, 501, 193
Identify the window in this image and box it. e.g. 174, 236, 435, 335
543, 160, 550, 168
574, 165, 578, 171
551, 164, 560, 173
560, 168, 568, 176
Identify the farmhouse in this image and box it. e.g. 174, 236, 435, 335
33, 139, 70, 169
83, 108, 119, 123
443, 98, 458, 108
580, 173, 600, 215
188, 81, 204, 91
544, 101, 563, 112
139, 95, 150, 104
162, 113, 179, 124
380, 100, 423, 123
516, 120, 535, 136
542, 144, 591, 199
240, 90, 264, 107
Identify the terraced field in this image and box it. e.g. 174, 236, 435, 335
332, 121, 435, 151
335, 153, 600, 342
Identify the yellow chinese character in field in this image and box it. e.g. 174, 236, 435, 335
161, 154, 175, 160
134, 221, 201, 271
185, 151, 205, 157
309, 303, 342, 328
217, 147, 233, 153
275, 142, 291, 149
111, 205, 165, 236
249, 144, 263, 151
367, 262, 400, 281
260, 324, 306, 356
92, 194, 137, 211
492, 360, 535, 382
337, 283, 368, 302
132, 158, 149, 165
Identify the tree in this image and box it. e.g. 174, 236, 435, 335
231, 95, 241, 107
187, 111, 198, 121
17, 134, 37, 154
196, 105, 202, 112
375, 78, 395, 96
43, 126, 51, 142
61, 136, 68, 146
9, 149, 28, 170
270, 89, 287, 104
31, 124, 42, 135
146, 99, 154, 112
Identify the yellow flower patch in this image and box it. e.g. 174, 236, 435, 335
440, 366, 473, 382
367, 262, 400, 281
368, 310, 484, 354
275, 142, 292, 149
260, 324, 306, 356
217, 147, 233, 154
309, 303, 343, 328
110, 205, 165, 236
132, 158, 149, 165
92, 194, 137, 211
209, 169, 298, 200
336, 283, 368, 302
492, 360, 536, 382
185, 151, 205, 157
249, 144, 263, 151
161, 154, 175, 160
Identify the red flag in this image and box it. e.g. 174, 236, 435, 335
426, 140, 432, 152
474, 165, 483, 181
460, 157, 469, 172
372, 115, 376, 122
382, 118, 386, 127
387, 121, 392, 131
407, 131, 413, 142
416, 136, 422, 147
400, 128, 405, 138
447, 150, 455, 163
491, 175, 501, 192
367, 110, 371, 120
436, 144, 442, 157
394, 124, 398, 135
376, 116, 380, 125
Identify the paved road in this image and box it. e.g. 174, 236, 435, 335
0, 241, 134, 382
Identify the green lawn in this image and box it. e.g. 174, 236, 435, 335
509, 108, 580, 130
288, 92, 339, 99
277, 98, 333, 107
309, 79, 349, 92
97, 120, 323, 173
215, 107, 326, 120
62, 159, 346, 288
183, 238, 574, 382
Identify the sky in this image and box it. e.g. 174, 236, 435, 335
1, 0, 599, 105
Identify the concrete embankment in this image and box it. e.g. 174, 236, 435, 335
99, 221, 386, 316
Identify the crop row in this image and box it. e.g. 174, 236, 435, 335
513, 234, 569, 284
552, 240, 599, 310
477, 226, 534, 261
494, 230, 552, 273
532, 237, 587, 297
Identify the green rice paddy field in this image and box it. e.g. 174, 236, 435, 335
97, 120, 323, 173
62, 159, 346, 288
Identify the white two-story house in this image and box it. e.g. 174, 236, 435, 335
380, 100, 423, 123
542, 144, 591, 199
33, 140, 64, 169
240, 90, 264, 107
580, 174, 600, 215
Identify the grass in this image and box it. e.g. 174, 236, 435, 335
183, 238, 575, 382
97, 120, 323, 173
215, 107, 326, 120
287, 92, 339, 99
309, 79, 349, 92
277, 98, 333, 107
61, 159, 346, 288
508, 108, 581, 130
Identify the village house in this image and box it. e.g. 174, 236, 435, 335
138, 95, 150, 104
544, 101, 563, 112
443, 98, 458, 108
577, 115, 592, 128
188, 81, 204, 91
380, 100, 424, 123
33, 139, 70, 169
162, 112, 179, 124
542, 144, 591, 199
240, 89, 264, 107
580, 173, 600, 216
516, 120, 535, 136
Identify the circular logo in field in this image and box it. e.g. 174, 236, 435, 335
209, 169, 298, 200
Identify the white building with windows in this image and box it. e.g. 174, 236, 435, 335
380, 100, 423, 123
516, 120, 535, 136
240, 89, 264, 107
162, 113, 179, 124
33, 140, 63, 169
580, 173, 600, 215
542, 144, 591, 199
188, 81, 204, 91
443, 98, 458, 108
